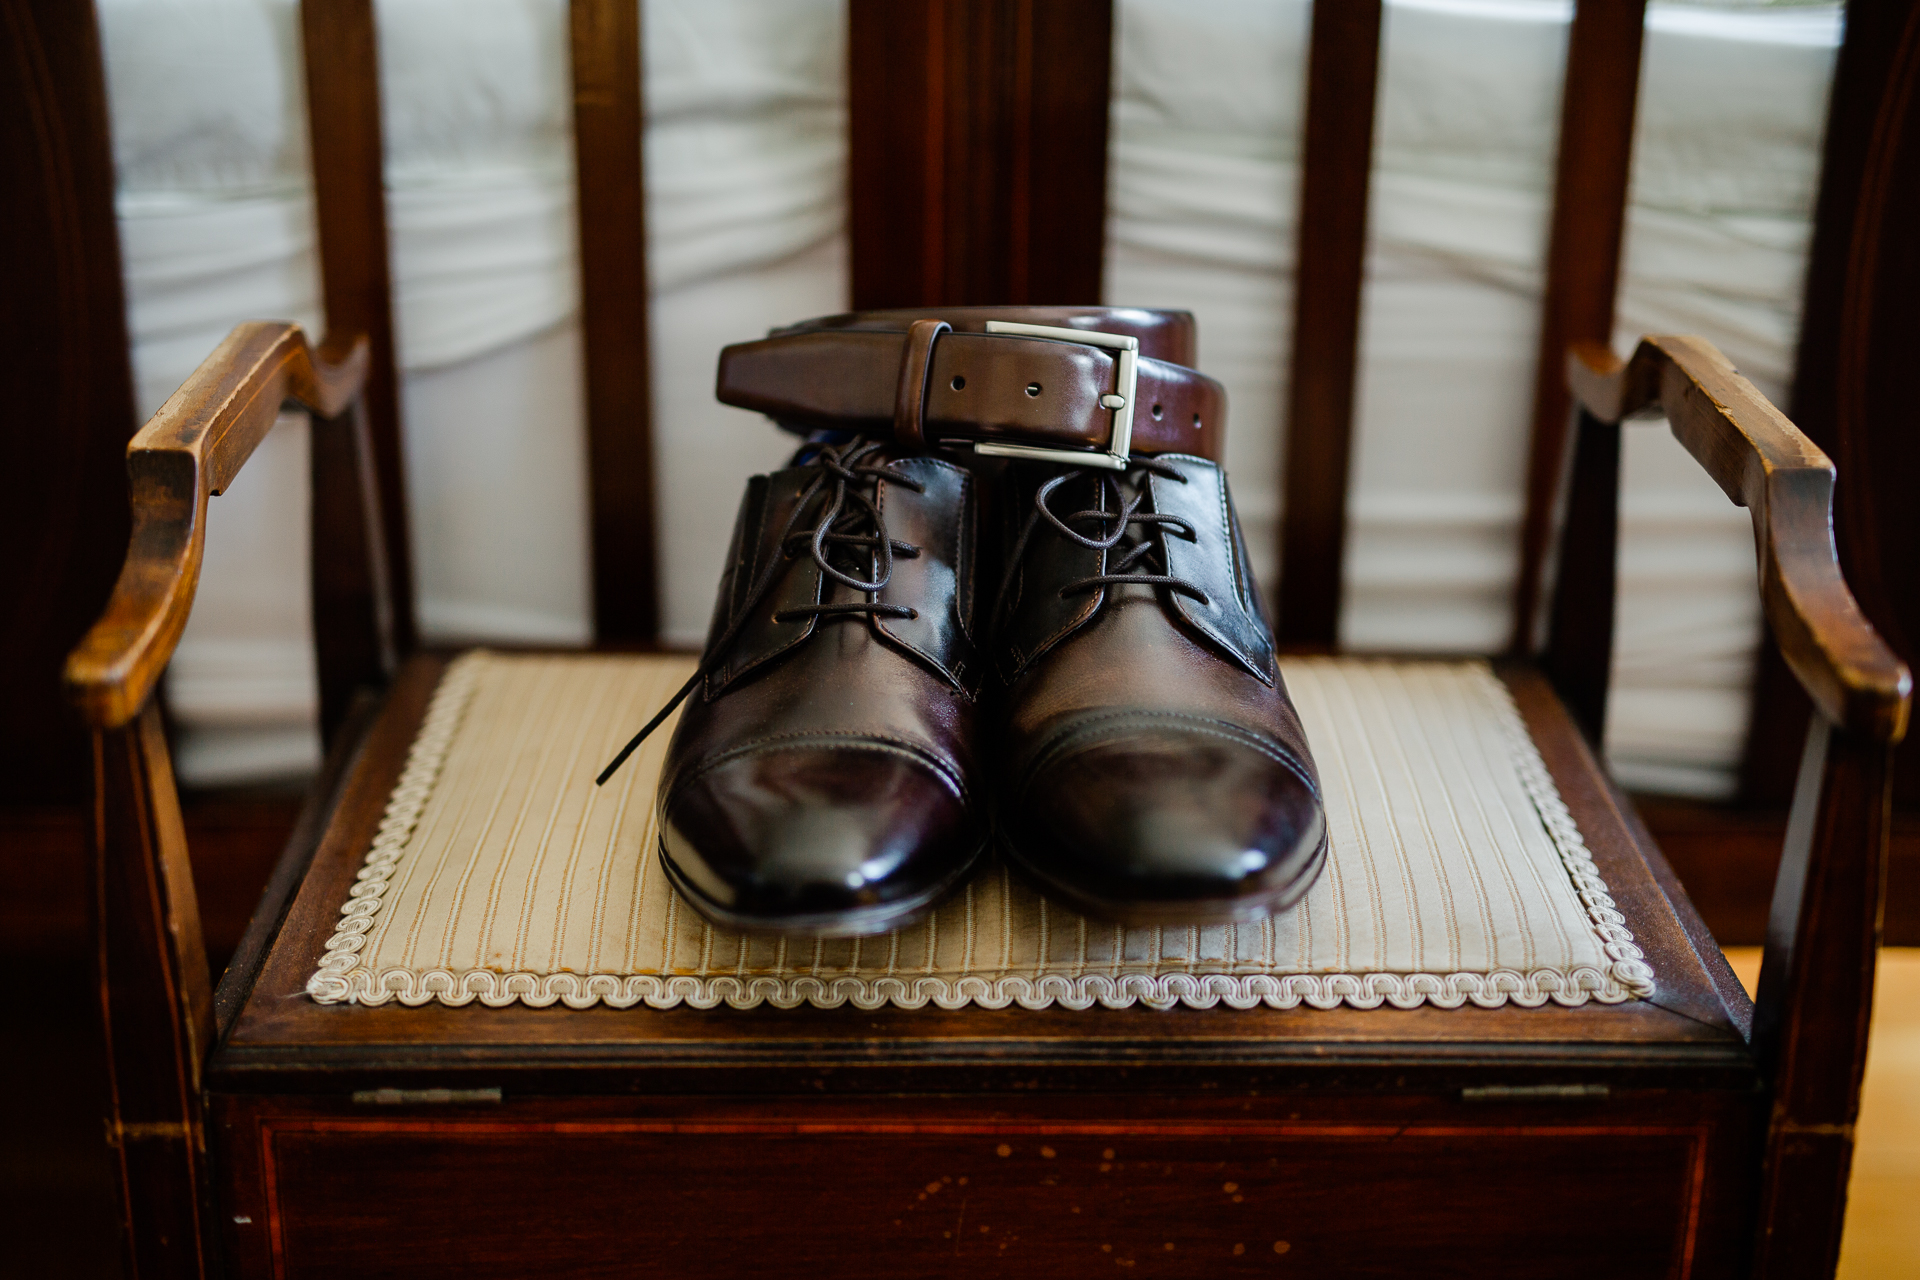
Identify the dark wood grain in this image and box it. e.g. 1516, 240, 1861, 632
1564, 326, 1910, 1269
215, 657, 447, 1036
0, 0, 138, 805
1743, 0, 1920, 807
1276, 0, 1382, 648
218, 1094, 1734, 1279
309, 395, 398, 747
1542, 410, 1621, 742
300, 0, 417, 656
1750, 721, 1894, 1279
1568, 336, 1911, 743
848, 0, 1112, 308
1502, 663, 1753, 1040
92, 707, 215, 1280
1510, 0, 1646, 655
570, 0, 660, 644
63, 324, 370, 729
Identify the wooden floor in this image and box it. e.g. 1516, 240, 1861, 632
1724, 947, 1920, 1277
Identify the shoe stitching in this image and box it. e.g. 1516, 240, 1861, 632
665, 729, 971, 809
1017, 708, 1319, 803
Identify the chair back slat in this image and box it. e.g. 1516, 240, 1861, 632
848, 0, 1111, 308
1275, 0, 1384, 649
1510, 0, 1647, 655
570, 0, 660, 644
299, 0, 417, 654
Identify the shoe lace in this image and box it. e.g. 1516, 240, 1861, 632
992, 456, 1209, 635
596, 439, 924, 784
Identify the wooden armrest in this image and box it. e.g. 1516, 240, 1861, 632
1568, 336, 1911, 744
64, 323, 369, 729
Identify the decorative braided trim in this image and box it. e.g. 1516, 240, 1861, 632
306, 652, 485, 1004
307, 656, 1654, 1011
1478, 670, 1656, 1002
321, 965, 1641, 1012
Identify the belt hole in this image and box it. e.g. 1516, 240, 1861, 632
1192, 413, 1202, 429
950, 375, 966, 390
1026, 382, 1042, 397
1151, 402, 1164, 420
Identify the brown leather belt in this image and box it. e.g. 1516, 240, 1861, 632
716, 307, 1227, 468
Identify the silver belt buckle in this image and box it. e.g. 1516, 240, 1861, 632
970, 320, 1138, 471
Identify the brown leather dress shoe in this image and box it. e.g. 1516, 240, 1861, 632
602, 439, 986, 936
613, 306, 1323, 933
988, 448, 1327, 925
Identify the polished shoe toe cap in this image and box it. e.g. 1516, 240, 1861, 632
1008, 716, 1325, 924
660, 740, 979, 935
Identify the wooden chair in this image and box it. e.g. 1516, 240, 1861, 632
67, 2, 1908, 1276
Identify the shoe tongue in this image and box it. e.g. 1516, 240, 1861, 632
1145, 458, 1275, 684
702, 468, 828, 693
995, 457, 1275, 685
705, 454, 978, 697
994, 464, 1114, 680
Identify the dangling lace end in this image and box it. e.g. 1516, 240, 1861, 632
595, 669, 703, 785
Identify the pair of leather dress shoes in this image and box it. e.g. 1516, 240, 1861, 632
598, 308, 1327, 936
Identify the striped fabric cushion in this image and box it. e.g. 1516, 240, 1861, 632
306, 652, 1654, 1012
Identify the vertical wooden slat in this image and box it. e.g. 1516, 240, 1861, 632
848, 0, 1111, 309
1508, 0, 1647, 655
299, 0, 417, 654
1542, 411, 1621, 742
571, 0, 659, 645
1022, 0, 1110, 303
1743, 0, 1920, 807
1275, 0, 1383, 649
310, 394, 398, 747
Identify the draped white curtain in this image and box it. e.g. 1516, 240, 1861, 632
100, 0, 1836, 799
101, 0, 846, 783
1105, 0, 1838, 797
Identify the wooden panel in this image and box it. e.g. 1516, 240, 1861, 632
1742, 0, 1920, 808
1275, 0, 1382, 648
1509, 0, 1647, 654
0, 0, 138, 804
848, 0, 1112, 308
300, 0, 418, 654
570, 0, 660, 644
214, 1091, 1758, 1280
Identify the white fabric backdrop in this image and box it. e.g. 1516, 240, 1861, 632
102, 0, 844, 783
1104, 0, 1837, 797
101, 0, 1836, 798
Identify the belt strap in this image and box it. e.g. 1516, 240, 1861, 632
717, 307, 1226, 467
